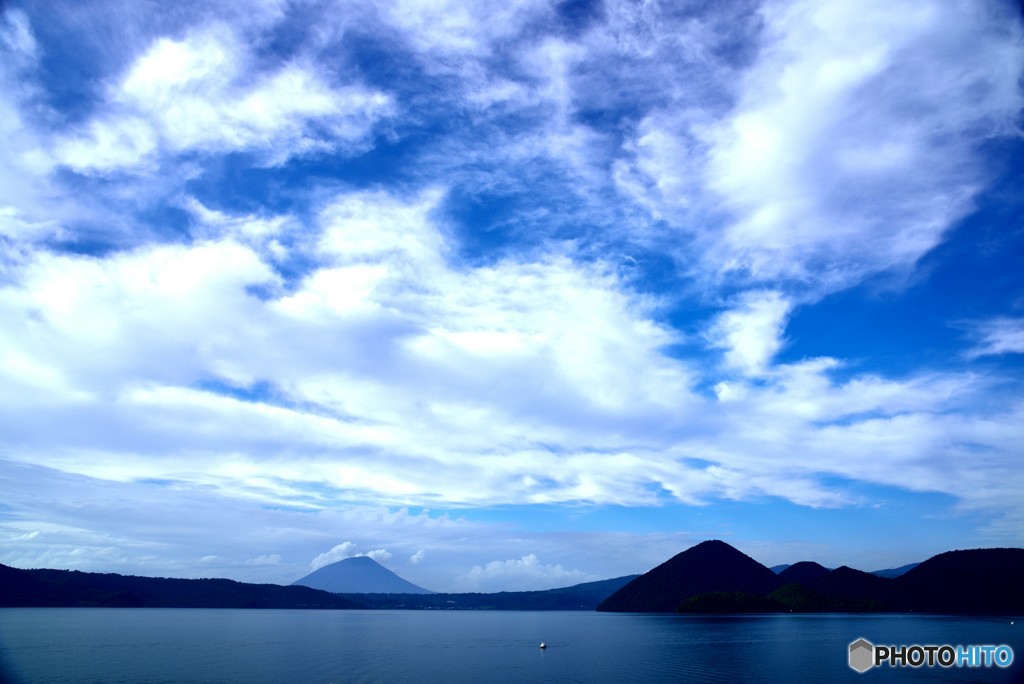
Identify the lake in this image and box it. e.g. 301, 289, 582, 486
0, 609, 1020, 683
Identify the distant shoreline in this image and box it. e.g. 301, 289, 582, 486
4, 539, 1024, 615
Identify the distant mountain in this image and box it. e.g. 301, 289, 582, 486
0, 564, 364, 609
522, 575, 640, 609
777, 561, 830, 586
810, 565, 890, 603
767, 581, 882, 613
0, 563, 633, 611
599, 541, 1024, 614
9, 543, 1022, 614
597, 540, 780, 612
871, 562, 919, 578
769, 564, 791, 574
349, 575, 640, 610
892, 548, 1024, 613
293, 556, 433, 594
676, 591, 779, 613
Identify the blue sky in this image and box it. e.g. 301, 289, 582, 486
0, 0, 1022, 592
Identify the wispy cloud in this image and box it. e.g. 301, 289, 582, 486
698, 0, 1023, 289
245, 553, 282, 566
51, 24, 393, 174
707, 290, 792, 377
965, 317, 1024, 359
0, 9, 37, 60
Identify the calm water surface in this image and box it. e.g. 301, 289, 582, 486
0, 609, 1020, 683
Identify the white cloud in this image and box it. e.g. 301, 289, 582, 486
409, 549, 426, 564
51, 24, 393, 173
699, 0, 1024, 288
309, 542, 392, 570
1, 185, 1022, 528
119, 27, 236, 99
458, 553, 595, 592
244, 553, 282, 566
693, 362, 1024, 516
0, 239, 276, 396
0, 10, 38, 61
183, 197, 291, 257
0, 188, 700, 509
310, 541, 358, 570
604, 0, 1023, 293
9, 529, 41, 542
364, 549, 393, 563
708, 290, 793, 377
382, 0, 548, 68
615, 113, 708, 221
966, 318, 1024, 359
0, 12, 68, 245
54, 117, 159, 174
315, 188, 449, 269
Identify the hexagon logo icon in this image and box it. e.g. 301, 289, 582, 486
849, 638, 874, 673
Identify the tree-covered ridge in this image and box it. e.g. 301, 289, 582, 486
0, 563, 635, 611
599, 542, 1024, 614
0, 564, 364, 609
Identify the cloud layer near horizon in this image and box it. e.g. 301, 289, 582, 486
1, 0, 1022, 589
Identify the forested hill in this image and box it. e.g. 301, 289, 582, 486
11, 543, 1020, 614
0, 564, 365, 609
345, 575, 639, 610
597, 540, 779, 612
0, 564, 634, 611
597, 541, 1024, 614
